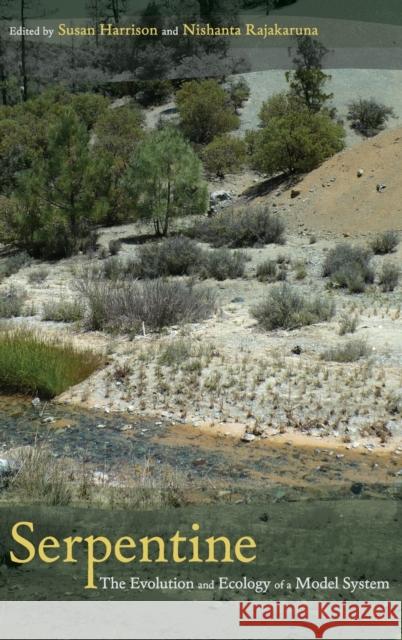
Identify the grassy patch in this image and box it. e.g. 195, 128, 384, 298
0, 328, 103, 398
252, 283, 335, 330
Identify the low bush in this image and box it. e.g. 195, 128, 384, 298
251, 283, 335, 330
0, 287, 26, 318
108, 239, 122, 256
370, 230, 399, 255
338, 312, 359, 335
134, 237, 203, 278
76, 272, 216, 334
293, 259, 307, 280
379, 261, 400, 292
188, 207, 285, 248
0, 328, 103, 397
27, 268, 49, 284
0, 251, 31, 280
321, 339, 369, 362
323, 244, 374, 293
42, 299, 85, 323
256, 259, 287, 282
347, 98, 395, 137
199, 249, 246, 280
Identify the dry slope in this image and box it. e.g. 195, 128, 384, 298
271, 127, 402, 236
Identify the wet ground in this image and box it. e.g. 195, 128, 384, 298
0, 396, 401, 500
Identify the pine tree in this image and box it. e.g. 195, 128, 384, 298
123, 127, 207, 236
13, 108, 99, 257
286, 36, 333, 113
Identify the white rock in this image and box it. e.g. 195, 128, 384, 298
241, 433, 256, 443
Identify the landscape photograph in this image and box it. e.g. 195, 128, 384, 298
0, 0, 402, 602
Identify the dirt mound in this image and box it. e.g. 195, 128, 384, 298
270, 127, 402, 237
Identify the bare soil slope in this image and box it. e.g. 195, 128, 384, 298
272, 127, 402, 236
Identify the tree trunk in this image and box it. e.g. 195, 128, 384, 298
0, 37, 7, 105
21, 0, 28, 101
162, 178, 171, 237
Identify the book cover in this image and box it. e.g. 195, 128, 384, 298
0, 0, 401, 638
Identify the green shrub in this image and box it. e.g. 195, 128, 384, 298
176, 79, 239, 144
321, 339, 369, 362
251, 108, 345, 175
188, 207, 285, 248
199, 249, 246, 280
134, 237, 204, 278
347, 98, 395, 137
323, 244, 374, 293
42, 299, 85, 323
228, 78, 250, 111
202, 135, 246, 177
0, 287, 26, 318
0, 328, 103, 398
370, 230, 399, 255
256, 259, 287, 282
252, 283, 335, 330
379, 261, 400, 292
76, 273, 216, 334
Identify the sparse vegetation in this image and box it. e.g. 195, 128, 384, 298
10, 445, 72, 506
188, 207, 285, 248
370, 230, 399, 255
323, 244, 374, 293
252, 283, 335, 330
0, 328, 103, 397
321, 339, 369, 363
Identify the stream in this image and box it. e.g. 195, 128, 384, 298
0, 396, 399, 499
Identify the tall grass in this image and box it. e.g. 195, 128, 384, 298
0, 328, 103, 398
